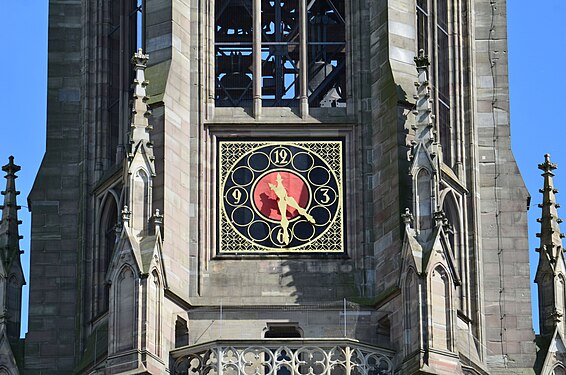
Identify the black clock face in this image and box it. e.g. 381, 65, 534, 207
218, 141, 344, 253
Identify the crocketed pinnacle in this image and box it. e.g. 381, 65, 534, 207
536, 154, 565, 261
412, 49, 435, 148
129, 49, 153, 153
0, 156, 22, 267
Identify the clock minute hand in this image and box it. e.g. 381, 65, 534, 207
284, 196, 315, 224
269, 173, 315, 224
268, 173, 290, 245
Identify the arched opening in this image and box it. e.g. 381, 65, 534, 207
115, 265, 136, 352
6, 275, 21, 339
416, 169, 432, 232
149, 270, 162, 356
442, 192, 465, 311
132, 169, 149, 234
430, 266, 451, 350
97, 194, 118, 314
175, 316, 189, 348
404, 270, 419, 354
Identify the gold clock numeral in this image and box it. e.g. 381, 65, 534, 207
231, 188, 242, 204
276, 228, 287, 245
273, 148, 289, 165
320, 188, 331, 204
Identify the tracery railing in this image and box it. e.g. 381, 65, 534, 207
171, 339, 394, 375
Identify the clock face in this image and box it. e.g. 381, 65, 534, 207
218, 140, 344, 253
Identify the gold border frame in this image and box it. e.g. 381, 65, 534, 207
218, 140, 344, 253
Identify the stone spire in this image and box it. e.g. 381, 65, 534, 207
535, 154, 566, 337
0, 156, 22, 266
129, 48, 153, 158
536, 154, 564, 262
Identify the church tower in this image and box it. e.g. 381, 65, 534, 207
22, 0, 539, 374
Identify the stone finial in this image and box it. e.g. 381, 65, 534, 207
402, 208, 414, 228
536, 154, 564, 262
129, 49, 153, 151
0, 156, 23, 265
149, 209, 164, 235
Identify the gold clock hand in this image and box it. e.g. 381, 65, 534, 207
269, 173, 290, 245
276, 199, 290, 245
269, 172, 315, 225
285, 196, 315, 224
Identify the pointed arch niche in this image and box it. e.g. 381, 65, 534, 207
441, 190, 467, 313
430, 265, 452, 351
132, 168, 150, 234
416, 168, 433, 232
148, 269, 162, 356
6, 275, 21, 339
95, 191, 120, 315
403, 269, 419, 355
114, 265, 137, 352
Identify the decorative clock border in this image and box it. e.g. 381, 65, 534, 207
218, 140, 345, 254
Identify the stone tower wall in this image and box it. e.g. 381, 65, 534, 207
472, 0, 536, 371
23, 0, 538, 373
25, 1, 84, 373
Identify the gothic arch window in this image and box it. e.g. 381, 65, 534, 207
149, 270, 162, 356
215, 0, 346, 108
442, 191, 465, 311
416, 168, 432, 232
96, 193, 119, 314
416, 0, 462, 168
132, 168, 150, 233
115, 265, 136, 352
540, 273, 554, 334
430, 265, 452, 351
6, 275, 21, 339
107, 0, 145, 166
403, 269, 419, 355
553, 366, 566, 375
557, 274, 565, 323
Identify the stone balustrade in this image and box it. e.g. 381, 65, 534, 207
171, 339, 394, 375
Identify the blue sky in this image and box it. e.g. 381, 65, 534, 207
0, 2, 564, 336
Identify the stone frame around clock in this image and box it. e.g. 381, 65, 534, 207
200, 125, 359, 261
217, 139, 344, 254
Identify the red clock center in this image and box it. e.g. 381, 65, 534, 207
253, 171, 309, 220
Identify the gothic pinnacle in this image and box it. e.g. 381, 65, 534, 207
0, 156, 22, 265
129, 49, 153, 152
413, 50, 436, 150
536, 154, 564, 261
